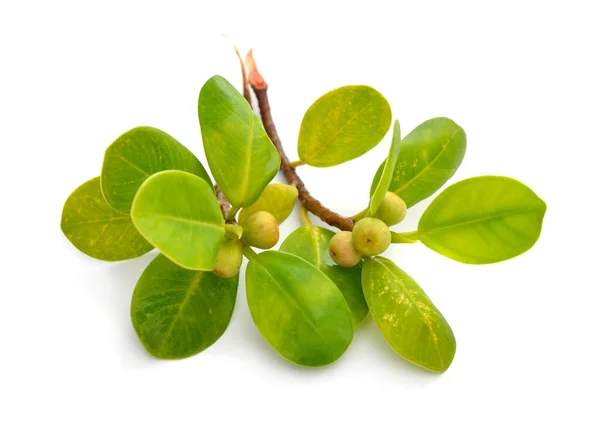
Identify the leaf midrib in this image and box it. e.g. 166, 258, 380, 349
312, 96, 376, 160
252, 258, 334, 347
393, 127, 462, 196
420, 205, 543, 235
159, 271, 204, 354
372, 258, 445, 368
139, 213, 223, 231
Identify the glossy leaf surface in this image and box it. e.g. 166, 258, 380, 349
238, 184, 298, 225
131, 170, 224, 270
298, 85, 391, 167
61, 177, 153, 260
101, 126, 211, 213
362, 257, 456, 372
370, 120, 401, 214
131, 254, 238, 359
198, 75, 280, 207
280, 226, 368, 327
370, 118, 466, 207
419, 176, 546, 264
246, 251, 354, 367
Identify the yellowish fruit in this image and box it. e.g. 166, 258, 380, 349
352, 217, 391, 256
329, 231, 362, 267
242, 211, 280, 249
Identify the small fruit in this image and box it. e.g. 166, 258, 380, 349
213, 239, 243, 278
242, 211, 280, 249
352, 217, 391, 256
329, 231, 362, 267
374, 192, 407, 226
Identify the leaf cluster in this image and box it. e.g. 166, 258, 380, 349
62, 71, 545, 372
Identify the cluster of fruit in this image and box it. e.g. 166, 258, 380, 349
329, 192, 406, 266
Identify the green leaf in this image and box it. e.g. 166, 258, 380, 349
131, 254, 238, 359
362, 257, 456, 373
370, 117, 466, 207
280, 226, 368, 327
131, 170, 225, 270
61, 177, 153, 261
369, 120, 401, 215
198, 75, 280, 207
245, 250, 354, 367
101, 126, 211, 214
238, 184, 298, 225
418, 176, 546, 264
298, 85, 392, 167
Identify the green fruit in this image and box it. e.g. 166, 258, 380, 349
352, 218, 391, 256
213, 239, 243, 278
329, 231, 362, 267
242, 211, 280, 249
374, 192, 407, 226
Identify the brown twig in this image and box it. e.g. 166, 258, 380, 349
245, 50, 355, 231
215, 184, 234, 222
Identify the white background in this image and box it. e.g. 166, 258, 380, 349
1, 1, 599, 437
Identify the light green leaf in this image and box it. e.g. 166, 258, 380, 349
280, 226, 368, 327
362, 257, 456, 373
370, 117, 466, 207
131, 170, 225, 270
61, 177, 153, 261
131, 254, 238, 359
238, 184, 298, 225
369, 120, 401, 214
418, 176, 546, 264
298, 85, 392, 167
198, 75, 280, 207
101, 126, 211, 214
246, 251, 354, 367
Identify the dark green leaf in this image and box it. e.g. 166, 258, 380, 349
298, 85, 391, 167
131, 170, 224, 270
198, 75, 280, 207
370, 118, 466, 207
418, 176, 546, 264
131, 254, 238, 359
280, 226, 368, 327
61, 177, 152, 261
362, 257, 456, 373
101, 126, 211, 214
246, 251, 354, 367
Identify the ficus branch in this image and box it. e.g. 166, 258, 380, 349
215, 184, 236, 224
246, 50, 355, 232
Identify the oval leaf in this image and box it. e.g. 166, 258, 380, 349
198, 75, 280, 207
370, 117, 466, 207
418, 176, 546, 264
61, 177, 153, 261
131, 254, 238, 359
246, 251, 354, 367
369, 120, 401, 214
238, 184, 298, 225
280, 226, 368, 327
298, 85, 392, 167
101, 126, 211, 214
131, 170, 225, 270
362, 257, 456, 373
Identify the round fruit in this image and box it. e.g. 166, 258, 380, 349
374, 192, 407, 226
329, 231, 362, 267
242, 211, 280, 249
213, 239, 243, 278
352, 217, 391, 256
